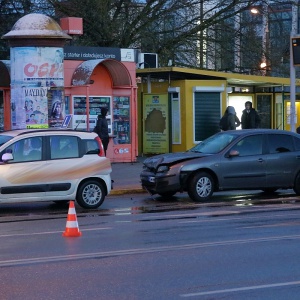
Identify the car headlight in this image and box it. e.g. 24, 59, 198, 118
157, 165, 169, 173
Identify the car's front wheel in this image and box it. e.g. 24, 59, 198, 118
77, 180, 105, 209
188, 172, 214, 202
293, 172, 300, 195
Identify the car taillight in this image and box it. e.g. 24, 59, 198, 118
95, 136, 105, 157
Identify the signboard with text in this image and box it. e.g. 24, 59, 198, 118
142, 93, 169, 154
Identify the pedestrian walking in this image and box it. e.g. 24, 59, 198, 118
241, 101, 260, 129
94, 107, 109, 156
219, 106, 241, 131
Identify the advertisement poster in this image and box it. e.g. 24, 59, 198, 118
143, 94, 169, 154
10, 87, 24, 128
10, 46, 64, 129
24, 87, 49, 128
48, 88, 65, 128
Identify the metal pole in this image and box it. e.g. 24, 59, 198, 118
290, 3, 298, 132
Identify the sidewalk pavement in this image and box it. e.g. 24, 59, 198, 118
110, 156, 146, 195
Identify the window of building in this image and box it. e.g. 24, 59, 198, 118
170, 92, 181, 144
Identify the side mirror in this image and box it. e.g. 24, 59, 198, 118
2, 152, 13, 162
229, 150, 239, 157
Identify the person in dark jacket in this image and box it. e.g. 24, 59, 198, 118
219, 106, 240, 131
95, 107, 109, 155
241, 101, 260, 129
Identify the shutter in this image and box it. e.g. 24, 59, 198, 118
194, 92, 221, 141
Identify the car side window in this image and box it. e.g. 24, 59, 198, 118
85, 139, 100, 155
294, 136, 300, 151
268, 134, 294, 153
231, 135, 263, 157
3, 137, 42, 162
50, 135, 79, 159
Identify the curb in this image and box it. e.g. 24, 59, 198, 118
110, 188, 147, 195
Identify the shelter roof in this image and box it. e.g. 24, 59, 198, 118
136, 66, 297, 88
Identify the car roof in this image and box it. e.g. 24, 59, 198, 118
0, 129, 97, 138
222, 129, 298, 136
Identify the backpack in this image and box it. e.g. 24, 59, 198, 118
219, 115, 228, 131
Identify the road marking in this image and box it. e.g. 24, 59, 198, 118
179, 211, 300, 224
1, 234, 300, 267
0, 227, 111, 238
180, 280, 300, 297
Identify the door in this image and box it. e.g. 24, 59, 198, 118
220, 134, 267, 189
265, 133, 299, 187
0, 136, 46, 201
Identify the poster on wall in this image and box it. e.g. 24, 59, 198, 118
10, 87, 25, 128
10, 46, 64, 129
48, 88, 65, 128
24, 87, 49, 128
142, 93, 169, 154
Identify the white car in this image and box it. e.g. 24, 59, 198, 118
0, 129, 112, 209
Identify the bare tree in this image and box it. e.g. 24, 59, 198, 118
46, 1, 261, 63
0, 0, 298, 76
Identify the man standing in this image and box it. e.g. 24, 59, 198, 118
95, 107, 109, 156
241, 101, 260, 129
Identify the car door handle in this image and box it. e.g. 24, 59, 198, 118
257, 158, 264, 163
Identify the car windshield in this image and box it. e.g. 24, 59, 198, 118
189, 132, 238, 154
0, 135, 14, 146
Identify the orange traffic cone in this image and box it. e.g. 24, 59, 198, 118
62, 201, 82, 237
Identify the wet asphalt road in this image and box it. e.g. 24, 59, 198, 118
0, 189, 299, 218
1, 190, 300, 299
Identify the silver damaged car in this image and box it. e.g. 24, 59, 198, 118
140, 129, 300, 201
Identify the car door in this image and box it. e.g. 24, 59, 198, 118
220, 134, 267, 189
0, 135, 47, 201
43, 135, 80, 198
265, 133, 299, 187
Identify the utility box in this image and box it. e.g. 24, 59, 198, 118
138, 53, 158, 68
292, 37, 300, 65
60, 17, 83, 35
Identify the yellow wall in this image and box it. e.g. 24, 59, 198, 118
137, 79, 228, 154
284, 100, 300, 131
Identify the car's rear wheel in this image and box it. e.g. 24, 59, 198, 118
188, 172, 214, 202
77, 180, 105, 209
293, 172, 300, 195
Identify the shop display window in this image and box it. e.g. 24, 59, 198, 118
72, 96, 111, 132
73, 96, 110, 116
113, 96, 130, 144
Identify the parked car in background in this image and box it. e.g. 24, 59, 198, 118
0, 129, 112, 209
140, 129, 300, 201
